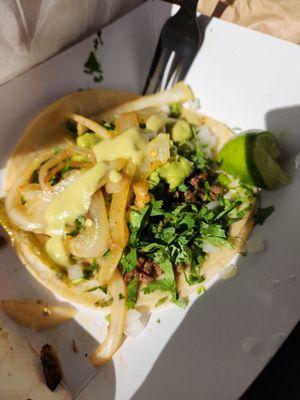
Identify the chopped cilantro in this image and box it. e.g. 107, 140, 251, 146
103, 249, 111, 257
97, 30, 104, 45
120, 248, 137, 274
93, 38, 99, 50
155, 296, 168, 307
83, 261, 99, 280
126, 278, 139, 309
112, 122, 256, 306
30, 169, 39, 184
95, 299, 112, 308
20, 195, 27, 206
150, 200, 164, 216
178, 183, 188, 192
53, 146, 62, 155
156, 318, 161, 323
69, 216, 85, 237
119, 293, 125, 300
101, 121, 115, 131
253, 205, 275, 225
60, 163, 71, 179
197, 286, 206, 295
83, 31, 103, 83
85, 286, 107, 294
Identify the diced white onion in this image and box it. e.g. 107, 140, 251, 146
186, 98, 201, 110
219, 263, 237, 280
125, 309, 149, 338
67, 264, 83, 281
198, 126, 217, 148
206, 201, 219, 210
224, 189, 237, 200
203, 241, 220, 253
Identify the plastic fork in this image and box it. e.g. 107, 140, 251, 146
143, 0, 202, 94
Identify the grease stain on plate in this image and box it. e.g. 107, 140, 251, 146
241, 338, 263, 355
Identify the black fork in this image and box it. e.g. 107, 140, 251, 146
143, 0, 202, 94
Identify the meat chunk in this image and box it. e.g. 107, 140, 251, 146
40, 344, 62, 391
189, 172, 208, 187
125, 256, 163, 284
210, 185, 223, 200
184, 190, 197, 203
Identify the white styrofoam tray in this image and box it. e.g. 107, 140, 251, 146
0, 2, 299, 399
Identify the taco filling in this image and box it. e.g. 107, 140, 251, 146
0, 83, 257, 365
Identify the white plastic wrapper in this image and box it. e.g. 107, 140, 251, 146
0, 0, 145, 85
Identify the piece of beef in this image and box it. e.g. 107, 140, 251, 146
189, 172, 208, 187
184, 191, 197, 203
40, 344, 62, 391
125, 256, 163, 284
210, 185, 223, 200
124, 271, 134, 283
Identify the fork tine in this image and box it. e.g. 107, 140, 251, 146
161, 51, 182, 91
142, 43, 174, 94
176, 54, 196, 82
143, 0, 202, 95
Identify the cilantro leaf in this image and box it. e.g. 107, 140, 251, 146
161, 227, 176, 244
53, 146, 62, 155
85, 286, 107, 293
126, 278, 139, 309
83, 261, 99, 280
69, 216, 85, 237
178, 183, 188, 192
150, 200, 164, 216
179, 213, 195, 230
129, 205, 151, 245
84, 51, 101, 74
253, 205, 275, 225
143, 252, 176, 297
200, 222, 226, 239
83, 31, 104, 83
155, 296, 169, 307
143, 278, 174, 294
203, 236, 229, 247
120, 248, 137, 274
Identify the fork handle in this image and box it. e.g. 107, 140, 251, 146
179, 0, 199, 15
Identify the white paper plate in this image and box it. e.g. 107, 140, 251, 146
0, 2, 299, 399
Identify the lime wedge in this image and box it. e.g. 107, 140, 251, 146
217, 131, 289, 190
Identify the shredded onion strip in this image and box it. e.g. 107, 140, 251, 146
39, 146, 95, 192
1, 300, 77, 331
5, 154, 54, 233
66, 112, 112, 139
106, 176, 128, 194
135, 133, 170, 180
98, 82, 194, 120
69, 191, 109, 258
115, 112, 139, 134
109, 170, 135, 247
90, 269, 127, 366
98, 163, 135, 285
133, 180, 150, 209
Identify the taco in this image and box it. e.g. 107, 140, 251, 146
0, 82, 257, 365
